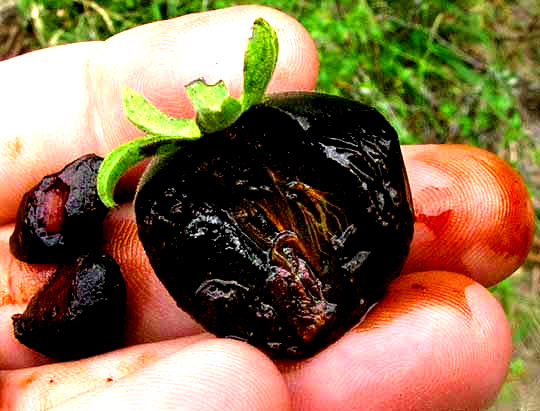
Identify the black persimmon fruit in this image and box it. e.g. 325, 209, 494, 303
10, 154, 108, 263
135, 92, 415, 358
12, 252, 126, 361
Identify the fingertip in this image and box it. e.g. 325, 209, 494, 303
282, 271, 511, 410
402, 144, 534, 286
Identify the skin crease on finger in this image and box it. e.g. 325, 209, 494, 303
0, 5, 533, 411
401, 144, 535, 287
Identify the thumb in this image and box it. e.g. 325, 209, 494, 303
0, 5, 318, 223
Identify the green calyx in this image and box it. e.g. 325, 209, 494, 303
97, 17, 279, 208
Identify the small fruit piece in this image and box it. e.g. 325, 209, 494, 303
12, 252, 126, 361
10, 154, 109, 263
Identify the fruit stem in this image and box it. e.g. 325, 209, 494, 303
97, 17, 279, 208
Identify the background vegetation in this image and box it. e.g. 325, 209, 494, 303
5, 0, 540, 408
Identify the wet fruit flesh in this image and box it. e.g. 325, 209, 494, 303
10, 154, 108, 263
135, 92, 415, 357
12, 252, 126, 361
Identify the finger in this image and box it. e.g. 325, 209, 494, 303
280, 271, 512, 411
0, 5, 319, 223
1, 338, 290, 411
401, 144, 534, 287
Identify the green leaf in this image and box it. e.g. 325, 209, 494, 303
187, 79, 229, 111
97, 17, 281, 208
123, 88, 200, 138
185, 79, 242, 133
241, 17, 279, 110
97, 135, 186, 208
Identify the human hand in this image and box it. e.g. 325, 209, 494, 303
0, 5, 534, 410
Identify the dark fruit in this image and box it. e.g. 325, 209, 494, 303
12, 252, 126, 361
95, 19, 414, 358
10, 154, 109, 263
135, 92, 415, 358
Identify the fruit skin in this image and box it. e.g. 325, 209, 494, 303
135, 92, 414, 358
10, 154, 109, 263
12, 252, 126, 361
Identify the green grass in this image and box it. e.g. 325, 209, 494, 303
13, 0, 540, 408
16, 0, 531, 148
490, 270, 540, 409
